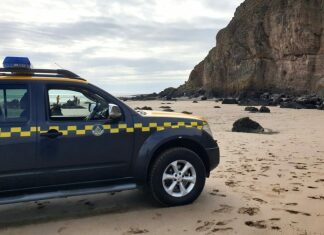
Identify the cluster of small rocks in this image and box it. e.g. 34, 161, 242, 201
242, 93, 324, 110
218, 93, 324, 110
120, 89, 324, 111
245, 106, 270, 113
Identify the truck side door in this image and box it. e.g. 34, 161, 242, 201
36, 82, 135, 187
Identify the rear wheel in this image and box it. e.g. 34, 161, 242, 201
149, 147, 206, 206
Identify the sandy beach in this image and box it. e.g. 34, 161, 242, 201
0, 100, 323, 235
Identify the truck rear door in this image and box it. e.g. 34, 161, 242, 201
0, 81, 39, 192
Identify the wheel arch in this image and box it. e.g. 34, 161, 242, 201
148, 138, 210, 177
133, 126, 213, 185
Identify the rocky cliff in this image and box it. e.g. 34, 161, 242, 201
184, 0, 324, 97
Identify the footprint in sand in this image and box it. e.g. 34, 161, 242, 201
35, 201, 50, 209
315, 179, 324, 183
253, 198, 268, 204
285, 209, 310, 216
197, 219, 235, 234
307, 186, 318, 189
195, 221, 215, 232
225, 180, 240, 187
241, 164, 256, 172
272, 185, 289, 194
259, 173, 269, 177
295, 164, 307, 170
308, 196, 324, 200
57, 226, 68, 233
292, 187, 300, 192
285, 203, 298, 206
84, 200, 95, 208
261, 166, 271, 172
272, 208, 311, 216
238, 207, 260, 216
215, 221, 227, 226
210, 192, 227, 197
209, 227, 233, 233
196, 220, 233, 234
213, 204, 233, 214
210, 189, 227, 197
245, 220, 267, 229
123, 227, 149, 235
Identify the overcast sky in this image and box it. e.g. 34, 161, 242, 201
0, 0, 243, 95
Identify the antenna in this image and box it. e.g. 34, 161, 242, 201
54, 62, 65, 70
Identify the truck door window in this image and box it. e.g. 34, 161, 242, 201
48, 89, 109, 121
0, 86, 29, 122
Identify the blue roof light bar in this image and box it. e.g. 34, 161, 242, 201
0, 56, 84, 80
3, 57, 31, 69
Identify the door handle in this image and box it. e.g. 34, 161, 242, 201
40, 129, 63, 139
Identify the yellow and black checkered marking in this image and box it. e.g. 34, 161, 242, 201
0, 126, 39, 138
0, 121, 204, 138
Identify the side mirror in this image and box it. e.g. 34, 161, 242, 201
88, 103, 96, 112
109, 104, 122, 119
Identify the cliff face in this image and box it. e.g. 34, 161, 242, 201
187, 0, 324, 97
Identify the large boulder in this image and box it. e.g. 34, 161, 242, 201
245, 106, 259, 112
182, 111, 193, 114
280, 102, 304, 109
259, 106, 271, 113
295, 95, 321, 106
136, 106, 153, 111
238, 99, 260, 106
232, 117, 264, 133
222, 98, 238, 104
269, 94, 285, 106
303, 104, 317, 109
163, 108, 174, 112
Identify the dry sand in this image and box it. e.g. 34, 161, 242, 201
0, 100, 323, 235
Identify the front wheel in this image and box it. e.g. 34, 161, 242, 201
149, 147, 206, 206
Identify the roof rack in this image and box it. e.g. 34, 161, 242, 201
0, 68, 86, 81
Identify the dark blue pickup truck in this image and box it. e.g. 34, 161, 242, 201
0, 57, 220, 206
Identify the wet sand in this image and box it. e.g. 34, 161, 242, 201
0, 100, 323, 234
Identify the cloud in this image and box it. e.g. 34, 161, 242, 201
0, 0, 244, 94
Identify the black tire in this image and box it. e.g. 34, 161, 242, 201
149, 147, 206, 206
